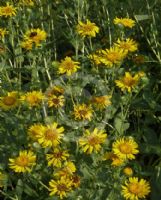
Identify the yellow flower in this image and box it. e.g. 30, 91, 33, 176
114, 17, 135, 28
88, 53, 102, 65
71, 174, 81, 188
76, 19, 99, 38
102, 152, 124, 167
58, 56, 80, 76
123, 167, 133, 176
48, 95, 65, 108
49, 177, 72, 199
0, 91, 19, 110
28, 124, 45, 141
79, 128, 107, 154
115, 72, 140, 93
18, 0, 35, 6
0, 3, 17, 17
21, 91, 44, 107
0, 172, 7, 187
37, 122, 64, 148
0, 44, 6, 54
0, 28, 8, 39
112, 137, 139, 160
101, 47, 126, 67
73, 103, 93, 121
46, 85, 65, 97
21, 28, 47, 49
46, 148, 69, 168
114, 38, 138, 54
9, 150, 36, 173
122, 177, 150, 200
91, 95, 112, 110
54, 161, 76, 178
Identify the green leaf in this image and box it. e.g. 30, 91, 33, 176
134, 15, 151, 21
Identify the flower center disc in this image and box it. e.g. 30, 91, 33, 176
119, 143, 132, 154
3, 96, 16, 106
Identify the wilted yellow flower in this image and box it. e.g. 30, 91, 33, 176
79, 128, 107, 154
101, 47, 126, 67
73, 103, 93, 121
71, 174, 81, 188
37, 122, 64, 148
21, 91, 44, 107
123, 167, 133, 176
76, 19, 99, 38
112, 137, 139, 160
88, 53, 102, 65
0, 3, 17, 17
48, 95, 65, 108
46, 85, 65, 97
115, 72, 140, 93
0, 28, 8, 39
122, 177, 150, 200
102, 152, 124, 167
114, 38, 138, 54
9, 150, 36, 173
54, 161, 76, 178
91, 95, 112, 110
114, 17, 135, 28
46, 148, 69, 168
21, 40, 33, 50
49, 177, 72, 199
58, 56, 80, 76
0, 91, 19, 110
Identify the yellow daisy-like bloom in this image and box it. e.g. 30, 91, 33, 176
76, 19, 99, 38
28, 124, 45, 141
115, 72, 140, 93
102, 152, 124, 167
0, 28, 8, 39
114, 17, 135, 28
46, 85, 65, 97
0, 3, 17, 17
112, 137, 139, 160
37, 122, 64, 148
18, 0, 35, 6
73, 103, 93, 121
21, 91, 44, 107
91, 95, 112, 110
48, 95, 65, 108
123, 167, 133, 176
79, 128, 107, 154
0, 172, 7, 187
115, 38, 138, 54
0, 91, 19, 110
122, 177, 150, 200
9, 150, 36, 173
58, 56, 80, 76
49, 177, 72, 199
21, 28, 47, 50
101, 47, 126, 67
54, 161, 76, 178
46, 148, 69, 168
